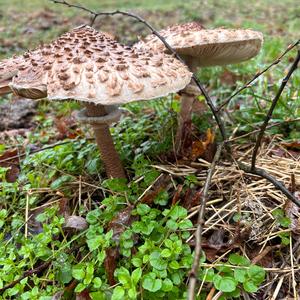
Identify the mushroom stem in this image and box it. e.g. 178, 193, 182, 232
85, 103, 126, 179
175, 58, 199, 155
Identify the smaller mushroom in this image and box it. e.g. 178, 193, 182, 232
3, 25, 192, 178
135, 22, 263, 153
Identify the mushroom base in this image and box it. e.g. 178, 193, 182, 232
83, 103, 126, 179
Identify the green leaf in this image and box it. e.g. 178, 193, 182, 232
278, 216, 291, 228
213, 274, 237, 293
199, 268, 214, 282
86, 209, 101, 224
247, 265, 266, 284
131, 268, 142, 285
162, 278, 173, 292
131, 257, 142, 267
161, 249, 172, 258
166, 206, 187, 220
233, 213, 241, 222
216, 265, 232, 274
136, 204, 151, 216
154, 190, 169, 206
279, 232, 290, 245
50, 175, 73, 189
166, 219, 178, 230
228, 254, 250, 266
86, 158, 99, 175
72, 265, 85, 280
112, 286, 125, 300
169, 261, 180, 269
178, 219, 193, 230
92, 277, 102, 289
149, 251, 168, 270
102, 178, 128, 192
87, 236, 103, 251
56, 263, 72, 284
84, 263, 94, 285
90, 291, 106, 300
272, 208, 284, 218
142, 273, 162, 292
164, 239, 173, 249
74, 282, 86, 293
243, 280, 259, 292
226, 288, 241, 298
234, 268, 247, 283
116, 267, 131, 286
171, 272, 181, 285
128, 288, 137, 299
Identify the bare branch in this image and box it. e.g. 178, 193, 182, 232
238, 162, 300, 207
251, 50, 300, 170
228, 117, 300, 142
187, 143, 224, 300
217, 39, 300, 112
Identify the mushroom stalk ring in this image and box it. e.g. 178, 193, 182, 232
77, 105, 123, 127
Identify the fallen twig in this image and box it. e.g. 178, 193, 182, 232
228, 117, 300, 142
187, 143, 224, 300
238, 162, 300, 207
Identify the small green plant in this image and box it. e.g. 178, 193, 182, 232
198, 253, 266, 298
272, 209, 291, 245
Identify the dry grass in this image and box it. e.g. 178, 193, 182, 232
152, 141, 300, 298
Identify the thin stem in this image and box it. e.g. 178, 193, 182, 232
217, 39, 300, 112
188, 143, 224, 300
85, 103, 126, 179
251, 50, 300, 170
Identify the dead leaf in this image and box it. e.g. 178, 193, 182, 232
220, 69, 242, 86
0, 148, 20, 182
191, 128, 215, 161
281, 141, 300, 150
141, 174, 170, 205
181, 189, 202, 210
171, 185, 183, 206
55, 113, 81, 140
76, 289, 91, 300
64, 216, 88, 231
105, 205, 136, 285
285, 193, 300, 234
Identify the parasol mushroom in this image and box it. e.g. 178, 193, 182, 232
134, 22, 263, 153
0, 55, 28, 95
2, 25, 192, 178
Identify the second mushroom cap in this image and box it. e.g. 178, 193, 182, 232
134, 22, 264, 67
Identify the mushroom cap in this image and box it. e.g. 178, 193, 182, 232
0, 55, 28, 95
134, 22, 263, 67
7, 25, 192, 104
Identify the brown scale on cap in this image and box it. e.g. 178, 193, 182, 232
4, 25, 191, 104
134, 21, 263, 67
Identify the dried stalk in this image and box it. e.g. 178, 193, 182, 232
187, 143, 224, 300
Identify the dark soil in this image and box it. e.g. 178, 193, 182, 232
0, 97, 37, 130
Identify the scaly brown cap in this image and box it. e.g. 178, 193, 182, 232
0, 55, 28, 95
7, 25, 192, 104
134, 22, 263, 67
